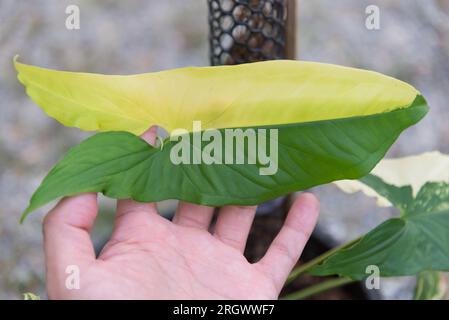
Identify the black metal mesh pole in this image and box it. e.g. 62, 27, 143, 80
207, 0, 295, 214
208, 0, 290, 65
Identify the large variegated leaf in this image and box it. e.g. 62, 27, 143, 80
16, 58, 428, 220
310, 181, 449, 280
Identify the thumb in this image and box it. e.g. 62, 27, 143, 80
43, 193, 98, 295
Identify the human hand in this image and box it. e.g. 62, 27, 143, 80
43, 127, 319, 300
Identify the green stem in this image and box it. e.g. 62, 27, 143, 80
286, 237, 360, 284
283, 277, 355, 300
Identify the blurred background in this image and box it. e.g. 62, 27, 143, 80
0, 0, 448, 299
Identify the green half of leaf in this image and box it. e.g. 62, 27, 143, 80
309, 181, 449, 280
21, 97, 427, 221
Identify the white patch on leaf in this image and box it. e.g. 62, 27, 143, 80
334, 151, 449, 207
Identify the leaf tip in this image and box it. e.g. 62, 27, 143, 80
19, 209, 30, 224
13, 54, 21, 69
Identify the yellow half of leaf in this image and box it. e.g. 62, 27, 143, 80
15, 57, 420, 135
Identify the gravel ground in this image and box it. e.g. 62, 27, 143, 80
0, 0, 448, 299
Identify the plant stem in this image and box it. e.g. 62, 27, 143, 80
283, 277, 355, 300
286, 237, 361, 284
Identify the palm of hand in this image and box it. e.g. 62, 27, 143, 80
88, 211, 276, 299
